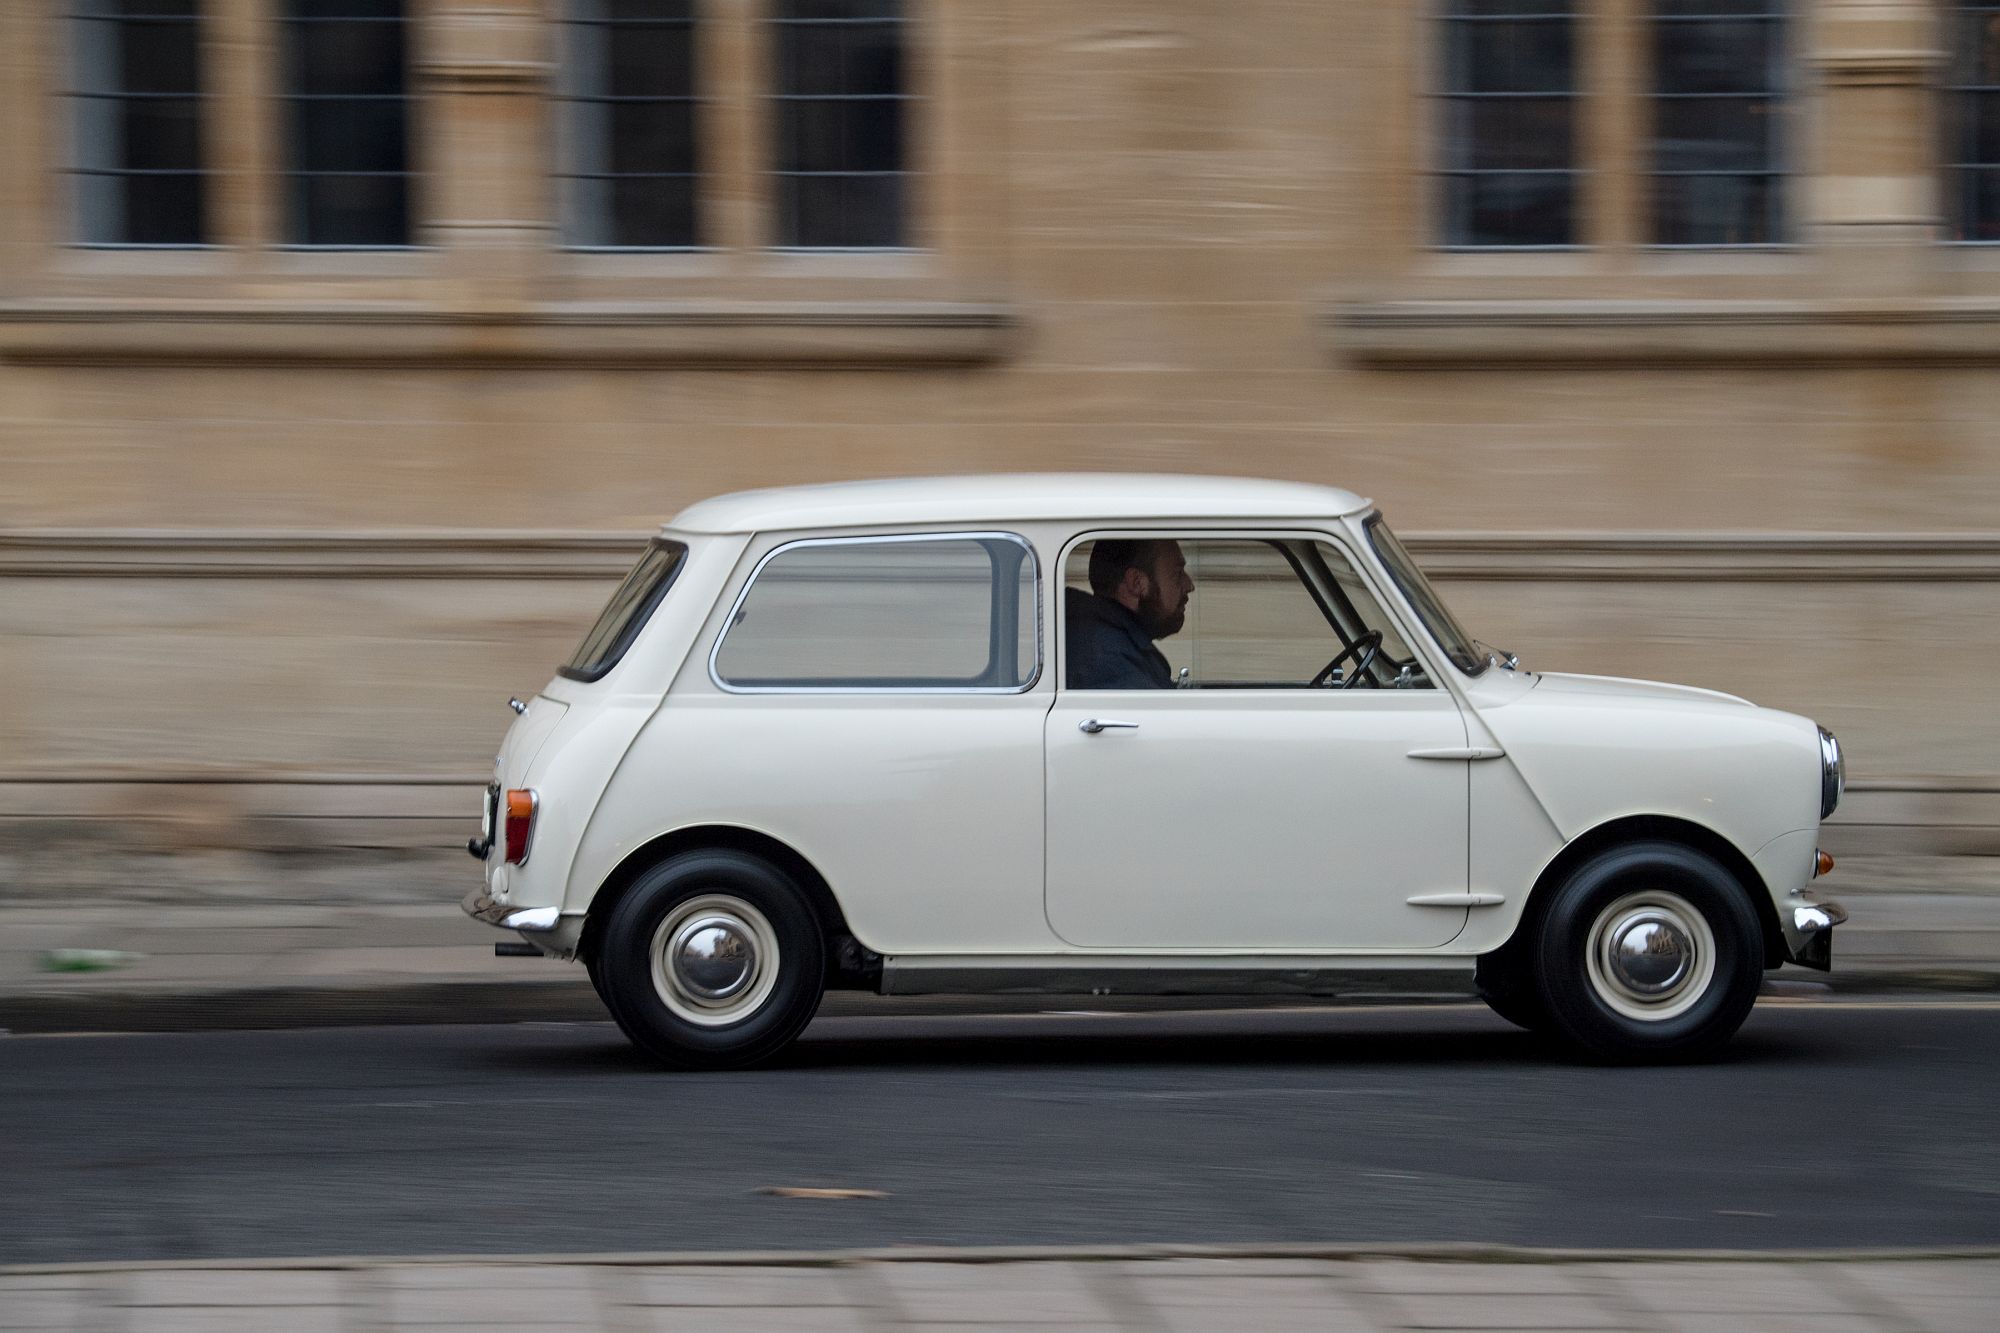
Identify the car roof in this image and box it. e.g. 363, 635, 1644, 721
665, 474, 1372, 535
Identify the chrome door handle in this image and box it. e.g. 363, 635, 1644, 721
1078, 718, 1140, 734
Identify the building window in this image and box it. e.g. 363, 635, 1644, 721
1947, 2, 2000, 242
1649, 0, 1787, 245
1435, 0, 1578, 248
560, 0, 699, 249
279, 0, 414, 247
70, 0, 209, 246
771, 0, 910, 248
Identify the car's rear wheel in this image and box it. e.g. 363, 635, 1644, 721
1532, 841, 1763, 1063
595, 850, 826, 1070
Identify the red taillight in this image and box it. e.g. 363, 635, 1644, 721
504, 789, 538, 865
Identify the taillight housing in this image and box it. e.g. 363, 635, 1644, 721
503, 788, 538, 865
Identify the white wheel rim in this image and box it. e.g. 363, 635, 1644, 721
1584, 889, 1717, 1023
649, 894, 781, 1028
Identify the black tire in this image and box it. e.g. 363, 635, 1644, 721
595, 849, 826, 1070
1532, 840, 1763, 1064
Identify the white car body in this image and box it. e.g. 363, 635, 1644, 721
465, 475, 1846, 1063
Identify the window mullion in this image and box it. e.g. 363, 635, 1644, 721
706, 0, 764, 255
1586, 0, 1642, 251
211, 0, 276, 251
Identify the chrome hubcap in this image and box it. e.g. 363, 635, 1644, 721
649, 895, 779, 1027
1585, 890, 1716, 1023
1605, 914, 1693, 995
670, 916, 758, 1001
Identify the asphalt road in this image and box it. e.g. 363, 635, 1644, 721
3, 1000, 1997, 1266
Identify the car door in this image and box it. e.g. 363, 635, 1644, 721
1043, 532, 1471, 951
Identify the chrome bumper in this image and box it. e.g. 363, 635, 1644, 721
1785, 898, 1848, 972
462, 890, 563, 932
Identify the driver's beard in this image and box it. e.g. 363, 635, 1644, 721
1138, 593, 1186, 640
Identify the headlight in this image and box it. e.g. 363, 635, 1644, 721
1818, 726, 1845, 820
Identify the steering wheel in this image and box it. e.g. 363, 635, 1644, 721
1310, 630, 1383, 690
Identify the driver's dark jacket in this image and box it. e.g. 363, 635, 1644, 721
1065, 587, 1173, 689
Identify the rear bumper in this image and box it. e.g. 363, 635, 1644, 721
1783, 898, 1848, 972
461, 890, 584, 957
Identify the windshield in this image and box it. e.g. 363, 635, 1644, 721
559, 538, 687, 682
1363, 514, 1486, 676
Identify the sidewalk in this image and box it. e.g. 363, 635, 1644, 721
4, 1246, 1996, 1331
3, 852, 1999, 1034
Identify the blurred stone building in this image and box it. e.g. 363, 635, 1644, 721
2, 0, 1995, 867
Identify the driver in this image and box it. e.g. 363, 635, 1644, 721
1065, 539, 1194, 689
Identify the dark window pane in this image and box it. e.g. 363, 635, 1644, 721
99, 0, 201, 18
293, 97, 408, 173
1653, 173, 1779, 243
1954, 89, 2000, 164
121, 171, 204, 243
778, 97, 904, 174
1648, 6, 1785, 243
1949, 10, 2000, 87
608, 22, 693, 98
1655, 18, 1779, 94
292, 172, 409, 245
606, 100, 696, 175
782, 0, 901, 20
772, 0, 908, 247
1954, 167, 2000, 242
1654, 0, 1782, 16
1443, 96, 1574, 171
780, 16, 903, 98
1653, 96, 1776, 171
122, 97, 204, 171
779, 171, 904, 247
560, 0, 701, 248
117, 17, 201, 94
1449, 0, 1575, 14
289, 0, 403, 18
600, 0, 693, 22
288, 17, 405, 96
282, 0, 410, 245
1446, 171, 1574, 246
609, 174, 697, 246
71, 2, 209, 244
1446, 18, 1572, 94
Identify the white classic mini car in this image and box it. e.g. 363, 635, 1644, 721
465, 475, 1847, 1067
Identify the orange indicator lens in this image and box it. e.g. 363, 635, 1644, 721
504, 789, 538, 864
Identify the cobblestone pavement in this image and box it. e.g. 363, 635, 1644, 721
4, 1250, 1997, 1332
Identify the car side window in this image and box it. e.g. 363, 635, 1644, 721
1063, 536, 1431, 690
714, 533, 1038, 691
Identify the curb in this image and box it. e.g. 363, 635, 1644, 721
1, 968, 1997, 1035
10, 1241, 2000, 1277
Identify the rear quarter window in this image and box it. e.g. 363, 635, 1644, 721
712, 533, 1038, 691
559, 539, 688, 682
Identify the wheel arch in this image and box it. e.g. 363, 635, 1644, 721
578, 824, 870, 982
1501, 814, 1785, 970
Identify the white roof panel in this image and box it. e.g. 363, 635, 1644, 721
666, 474, 1372, 535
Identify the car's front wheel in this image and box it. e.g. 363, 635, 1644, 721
1532, 841, 1763, 1063
595, 850, 826, 1070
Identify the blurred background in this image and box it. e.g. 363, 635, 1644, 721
2, 0, 1996, 901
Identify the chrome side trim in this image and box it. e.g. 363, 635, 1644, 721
877, 955, 1476, 998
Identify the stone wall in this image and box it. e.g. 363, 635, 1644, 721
2, 0, 1996, 871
